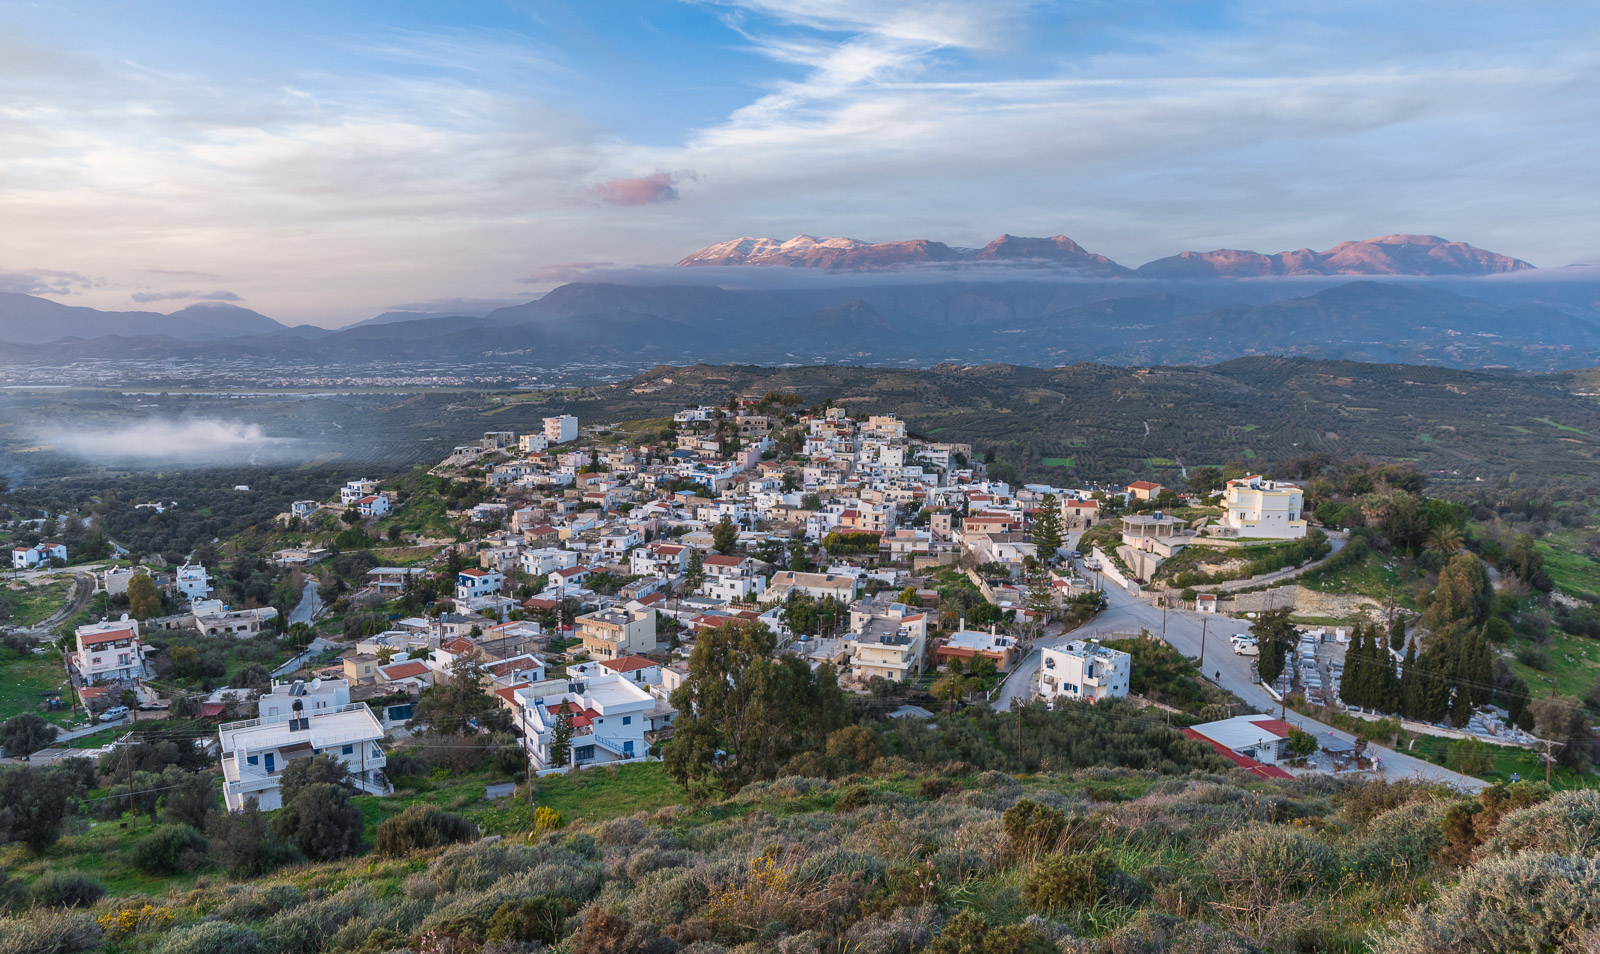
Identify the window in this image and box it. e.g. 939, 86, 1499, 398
622, 716, 631, 725
247, 755, 259, 766
342, 745, 353, 755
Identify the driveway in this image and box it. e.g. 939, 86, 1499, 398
994, 533, 1484, 791
289, 579, 322, 626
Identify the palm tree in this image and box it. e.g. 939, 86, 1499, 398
1426, 525, 1464, 554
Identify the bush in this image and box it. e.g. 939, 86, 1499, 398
1002, 799, 1065, 858
132, 823, 209, 874
1349, 802, 1448, 880
1203, 826, 1335, 912
534, 806, 564, 831
210, 799, 302, 877
156, 921, 265, 954
271, 782, 363, 861
1484, 789, 1600, 857
26, 872, 104, 909
1372, 853, 1600, 953
374, 804, 477, 857
485, 896, 580, 945
1021, 850, 1117, 913
0, 908, 103, 954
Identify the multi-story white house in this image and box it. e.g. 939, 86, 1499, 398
72, 617, 151, 685
543, 414, 578, 444
175, 562, 213, 601
355, 494, 391, 518
340, 478, 379, 505
218, 678, 390, 811
1221, 475, 1306, 540
699, 555, 767, 602
506, 672, 655, 771
456, 567, 504, 601
521, 547, 579, 577
192, 599, 278, 638
290, 500, 320, 518
596, 527, 643, 562
629, 541, 690, 578
12, 542, 67, 569
1038, 639, 1131, 704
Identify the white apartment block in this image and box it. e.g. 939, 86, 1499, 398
521, 547, 579, 577
543, 414, 579, 444
456, 568, 504, 601
1221, 475, 1307, 540
575, 605, 658, 659
175, 562, 213, 601
219, 678, 389, 811
12, 542, 66, 569
1038, 639, 1131, 704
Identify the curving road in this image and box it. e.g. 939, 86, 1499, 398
993, 532, 1485, 791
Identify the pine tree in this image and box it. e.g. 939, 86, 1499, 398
712, 516, 739, 556
1030, 494, 1064, 564
1387, 613, 1406, 654
548, 709, 574, 768
1024, 570, 1054, 636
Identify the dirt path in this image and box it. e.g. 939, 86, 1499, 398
22, 570, 97, 637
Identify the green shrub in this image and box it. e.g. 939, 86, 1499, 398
156, 922, 265, 954
1002, 799, 1065, 858
485, 896, 580, 945
1349, 801, 1448, 880
132, 823, 209, 874
26, 872, 104, 909
1021, 850, 1117, 913
1204, 826, 1335, 908
374, 804, 477, 857
1484, 789, 1600, 857
534, 806, 563, 831
0, 908, 103, 954
1372, 853, 1600, 954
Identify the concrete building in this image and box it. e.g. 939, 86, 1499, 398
699, 555, 767, 602
456, 568, 504, 601
340, 478, 379, 505
543, 414, 579, 444
844, 601, 929, 684
192, 599, 278, 638
936, 629, 1019, 671
575, 605, 658, 660
763, 570, 862, 604
505, 672, 655, 771
11, 542, 66, 569
1221, 475, 1307, 540
1038, 639, 1130, 704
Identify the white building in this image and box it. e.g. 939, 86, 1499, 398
521, 547, 579, 577
699, 555, 767, 602
456, 567, 504, 601
11, 542, 66, 569
543, 414, 579, 444
845, 601, 929, 684
629, 541, 690, 578
72, 617, 151, 685
1038, 639, 1131, 704
290, 500, 320, 518
175, 562, 213, 601
219, 678, 389, 811
1221, 475, 1306, 540
355, 494, 391, 518
340, 478, 379, 505
192, 599, 278, 638
1185, 715, 1294, 767
506, 672, 655, 771
519, 433, 550, 454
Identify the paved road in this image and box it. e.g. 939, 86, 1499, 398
994, 532, 1485, 792
289, 579, 322, 626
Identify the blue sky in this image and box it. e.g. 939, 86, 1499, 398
1, 0, 1596, 325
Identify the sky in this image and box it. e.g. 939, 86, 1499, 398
1, 0, 1597, 327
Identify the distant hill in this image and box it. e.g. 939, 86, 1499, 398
6, 279, 1600, 372
676, 232, 1131, 275
0, 292, 304, 344
1137, 234, 1534, 278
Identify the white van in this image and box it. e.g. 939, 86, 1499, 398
100, 706, 130, 722
1233, 642, 1259, 657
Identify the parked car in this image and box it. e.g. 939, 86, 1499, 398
1233, 643, 1260, 657
100, 705, 130, 722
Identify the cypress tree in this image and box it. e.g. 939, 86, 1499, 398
1339, 625, 1366, 709
1030, 494, 1064, 564
1376, 638, 1401, 714
1398, 640, 1420, 719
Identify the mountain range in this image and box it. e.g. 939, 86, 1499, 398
2, 232, 1595, 374
677, 232, 1534, 276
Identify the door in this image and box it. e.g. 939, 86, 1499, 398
264, 753, 276, 773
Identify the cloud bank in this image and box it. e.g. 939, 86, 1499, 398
42, 418, 299, 464
130, 289, 243, 303
590, 172, 685, 206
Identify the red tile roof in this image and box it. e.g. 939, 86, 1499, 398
79, 627, 138, 647
459, 568, 488, 577
488, 656, 542, 676
1127, 481, 1162, 491
442, 637, 476, 654
703, 555, 744, 567
599, 654, 656, 673
381, 661, 431, 679
547, 700, 600, 728
1247, 718, 1295, 739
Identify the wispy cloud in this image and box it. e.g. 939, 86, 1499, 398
39, 418, 298, 464
0, 269, 102, 296
130, 289, 242, 303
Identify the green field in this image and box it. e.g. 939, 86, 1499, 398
1299, 546, 1407, 605
1409, 735, 1600, 790
1534, 416, 1589, 435
0, 648, 79, 727
2, 577, 72, 627
1533, 532, 1600, 601
1506, 627, 1600, 699
1040, 457, 1075, 467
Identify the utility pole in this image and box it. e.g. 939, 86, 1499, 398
1016, 701, 1023, 765
126, 733, 136, 819
1161, 600, 1167, 637
1199, 616, 1207, 668
1537, 737, 1566, 786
